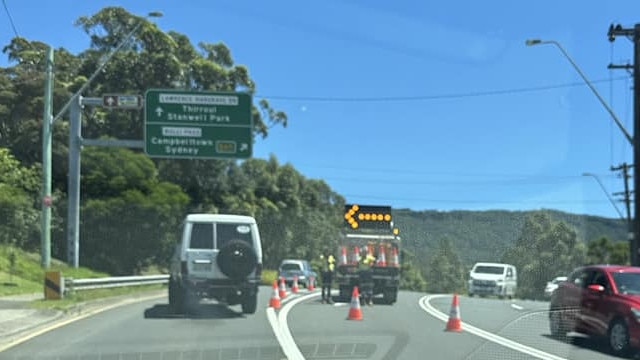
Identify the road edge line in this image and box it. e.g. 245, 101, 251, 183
418, 294, 569, 360
266, 290, 320, 360
0, 291, 165, 353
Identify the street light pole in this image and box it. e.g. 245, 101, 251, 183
527, 37, 639, 265
40, 11, 162, 268
525, 39, 633, 145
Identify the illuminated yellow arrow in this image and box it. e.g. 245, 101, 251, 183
344, 204, 360, 229
344, 204, 392, 229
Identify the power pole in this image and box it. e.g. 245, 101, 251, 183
41, 47, 54, 269
608, 24, 640, 266
612, 163, 633, 264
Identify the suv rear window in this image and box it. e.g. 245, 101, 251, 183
281, 263, 302, 271
188, 222, 253, 249
474, 266, 505, 274
216, 223, 253, 249
190, 223, 214, 249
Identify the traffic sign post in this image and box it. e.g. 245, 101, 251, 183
144, 89, 253, 159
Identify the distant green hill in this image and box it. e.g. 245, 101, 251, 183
392, 208, 628, 268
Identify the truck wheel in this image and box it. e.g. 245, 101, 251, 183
217, 240, 257, 280
168, 277, 185, 314
383, 289, 398, 304
242, 293, 258, 314
339, 286, 350, 301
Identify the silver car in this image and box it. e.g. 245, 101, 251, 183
278, 259, 317, 288
544, 276, 568, 298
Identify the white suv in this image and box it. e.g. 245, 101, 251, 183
169, 214, 263, 314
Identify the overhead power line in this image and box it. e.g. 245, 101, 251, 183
258, 76, 629, 102
1, 0, 19, 38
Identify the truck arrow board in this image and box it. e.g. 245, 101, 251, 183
144, 89, 253, 159
344, 204, 392, 230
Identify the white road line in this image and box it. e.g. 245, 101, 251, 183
510, 303, 524, 311
419, 295, 569, 360
0, 292, 166, 353
266, 289, 321, 360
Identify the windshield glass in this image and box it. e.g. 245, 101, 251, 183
612, 272, 640, 295
4, 2, 640, 360
474, 266, 505, 275
281, 263, 302, 271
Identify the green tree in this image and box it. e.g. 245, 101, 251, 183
586, 237, 629, 265
426, 237, 466, 294
502, 211, 586, 300
0, 147, 40, 249
400, 249, 427, 292
79, 148, 189, 274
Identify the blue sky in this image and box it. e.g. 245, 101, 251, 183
2, 1, 640, 219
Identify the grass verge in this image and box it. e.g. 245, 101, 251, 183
0, 244, 108, 297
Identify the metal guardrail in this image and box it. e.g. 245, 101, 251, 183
64, 274, 169, 293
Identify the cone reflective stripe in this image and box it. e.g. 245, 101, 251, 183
445, 293, 462, 332
390, 247, 399, 267
269, 280, 281, 309
292, 275, 299, 293
308, 275, 315, 291
347, 286, 363, 320
377, 244, 387, 267
340, 247, 348, 265
279, 276, 287, 299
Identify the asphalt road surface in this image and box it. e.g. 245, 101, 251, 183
0, 288, 634, 360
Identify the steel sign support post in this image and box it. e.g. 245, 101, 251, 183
67, 96, 82, 267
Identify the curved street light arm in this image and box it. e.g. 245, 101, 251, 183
526, 39, 633, 145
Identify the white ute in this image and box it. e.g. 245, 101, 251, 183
468, 262, 517, 299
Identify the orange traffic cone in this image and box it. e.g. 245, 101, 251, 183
445, 293, 462, 332
377, 244, 387, 267
351, 246, 359, 265
347, 286, 363, 320
390, 247, 399, 267
307, 276, 315, 291
269, 280, 281, 309
292, 275, 299, 293
340, 246, 348, 265
279, 277, 287, 299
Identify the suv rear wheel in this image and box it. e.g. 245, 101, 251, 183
242, 293, 258, 314
168, 277, 185, 314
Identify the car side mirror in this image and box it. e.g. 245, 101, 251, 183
587, 284, 605, 293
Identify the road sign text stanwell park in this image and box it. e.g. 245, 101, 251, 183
144, 90, 253, 159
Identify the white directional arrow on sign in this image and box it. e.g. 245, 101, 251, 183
240, 143, 248, 151
155, 107, 164, 117
105, 96, 115, 106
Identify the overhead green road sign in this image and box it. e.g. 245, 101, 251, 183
144, 89, 253, 159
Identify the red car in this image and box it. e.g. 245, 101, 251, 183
549, 265, 640, 356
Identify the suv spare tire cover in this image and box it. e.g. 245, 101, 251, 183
217, 239, 258, 279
